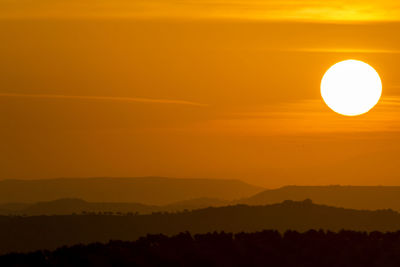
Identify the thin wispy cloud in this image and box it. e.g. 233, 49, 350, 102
0, 93, 207, 107
289, 48, 400, 54
187, 96, 400, 135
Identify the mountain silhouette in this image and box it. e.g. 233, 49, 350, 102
0, 199, 399, 254
5, 185, 400, 216
0, 177, 262, 205
18, 199, 157, 215
240, 185, 400, 211
0, 198, 229, 216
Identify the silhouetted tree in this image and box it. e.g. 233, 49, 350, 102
4, 230, 400, 266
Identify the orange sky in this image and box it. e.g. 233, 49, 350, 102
1, 1, 400, 187
2, 0, 400, 21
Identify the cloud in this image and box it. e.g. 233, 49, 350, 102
187, 96, 400, 135
288, 48, 400, 54
0, 93, 207, 107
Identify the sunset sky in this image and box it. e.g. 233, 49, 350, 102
1, 0, 400, 187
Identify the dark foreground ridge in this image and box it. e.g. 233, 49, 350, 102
0, 200, 400, 254
3, 230, 400, 267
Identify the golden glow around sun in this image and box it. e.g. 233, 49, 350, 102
321, 60, 382, 116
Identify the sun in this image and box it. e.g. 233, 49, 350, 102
321, 60, 382, 116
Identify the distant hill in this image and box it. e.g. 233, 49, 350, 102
240, 186, 400, 211
163, 197, 229, 212
0, 203, 30, 215
0, 198, 229, 216
6, 185, 400, 216
17, 199, 158, 216
0, 177, 263, 205
1, 200, 400, 254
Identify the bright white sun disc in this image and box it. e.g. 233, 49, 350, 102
321, 60, 382, 116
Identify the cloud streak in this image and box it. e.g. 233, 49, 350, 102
186, 96, 400, 136
0, 93, 207, 107
288, 48, 400, 54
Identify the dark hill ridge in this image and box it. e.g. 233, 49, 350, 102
0, 200, 400, 254
4, 184, 400, 215
0, 177, 263, 205
4, 230, 400, 267
20, 199, 157, 215
0, 198, 229, 216
240, 185, 400, 211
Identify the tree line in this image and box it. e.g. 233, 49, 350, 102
3, 229, 400, 266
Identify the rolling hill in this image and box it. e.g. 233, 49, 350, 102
0, 197, 229, 216
0, 200, 400, 254
0, 177, 263, 205
240, 185, 400, 211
